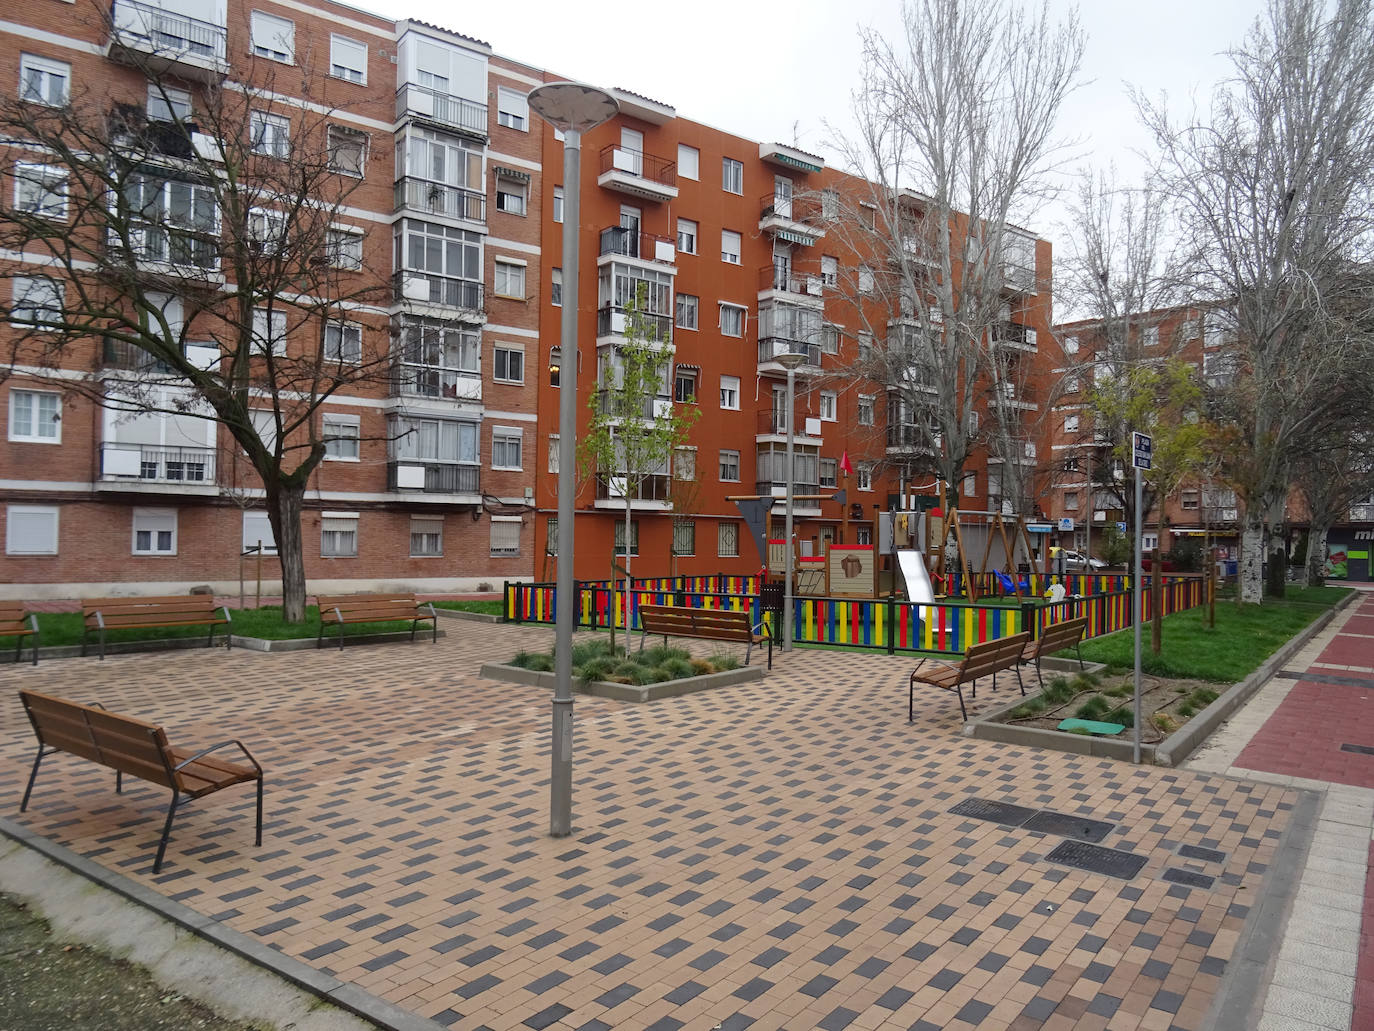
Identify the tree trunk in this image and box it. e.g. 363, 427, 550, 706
1307, 525, 1330, 588
266, 480, 307, 622
1240, 513, 1264, 604
1265, 528, 1287, 598
623, 495, 633, 640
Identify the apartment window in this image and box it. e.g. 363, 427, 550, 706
11, 277, 62, 328
819, 390, 837, 421
821, 255, 838, 288
1063, 334, 1079, 355
678, 144, 699, 181
14, 164, 67, 219
321, 513, 358, 557
1064, 490, 1079, 511
490, 517, 521, 557
329, 34, 367, 84
250, 110, 290, 158
19, 54, 69, 106
247, 207, 286, 255
252, 307, 286, 356
250, 11, 295, 63
250, 408, 279, 454
322, 413, 360, 460
1064, 457, 1080, 472
240, 512, 276, 555
675, 293, 698, 330
719, 449, 740, 482
552, 186, 563, 223
963, 472, 976, 498
411, 516, 443, 557
496, 87, 528, 130
9, 389, 60, 443
674, 368, 697, 403
719, 303, 745, 337
323, 322, 362, 363
821, 188, 839, 220
494, 344, 524, 383
819, 458, 837, 488
674, 447, 696, 481
495, 176, 527, 215
1143, 325, 1160, 349
492, 427, 522, 469
677, 218, 698, 255
857, 463, 873, 491
1181, 490, 1200, 510
326, 227, 363, 270
327, 125, 367, 176
1064, 414, 1079, 433
132, 508, 176, 555
858, 333, 873, 362
720, 375, 740, 410
672, 518, 696, 557
857, 394, 874, 426
822, 324, 840, 355
8, 505, 58, 555
147, 84, 191, 122
613, 519, 639, 557
721, 229, 741, 265
722, 157, 743, 194
547, 433, 559, 473
544, 517, 558, 556
1063, 374, 1081, 393
860, 202, 877, 228
551, 268, 562, 307
710, 520, 742, 563
494, 260, 526, 299
858, 264, 874, 294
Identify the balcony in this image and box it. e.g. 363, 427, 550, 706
594, 390, 673, 422
388, 461, 480, 495
886, 424, 935, 454
758, 192, 824, 246
1350, 504, 1374, 522
102, 337, 219, 375
597, 144, 678, 203
394, 178, 485, 224
594, 473, 673, 508
757, 339, 821, 376
992, 321, 1037, 352
393, 271, 484, 316
596, 305, 673, 345
99, 442, 217, 486
995, 381, 1038, 411
1200, 506, 1240, 524
757, 263, 824, 302
755, 408, 824, 441
755, 480, 822, 517
107, 0, 228, 82
393, 365, 482, 403
599, 227, 676, 265
1001, 260, 1036, 296
395, 83, 487, 140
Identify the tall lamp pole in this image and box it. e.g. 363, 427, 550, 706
776, 351, 806, 653
528, 82, 618, 838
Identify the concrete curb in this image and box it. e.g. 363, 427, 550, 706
0, 628, 448, 661
0, 818, 446, 1031
480, 661, 765, 702
434, 607, 502, 624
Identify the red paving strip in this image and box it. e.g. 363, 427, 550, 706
1357, 840, 1374, 1029
1234, 680, 1374, 788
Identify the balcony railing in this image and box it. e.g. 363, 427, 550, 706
756, 409, 821, 437
595, 390, 665, 421
393, 270, 484, 312
395, 83, 488, 138
594, 473, 673, 503
394, 178, 485, 223
886, 425, 934, 449
387, 460, 479, 494
393, 365, 482, 401
758, 192, 821, 224
599, 226, 676, 263
1201, 506, 1240, 524
597, 305, 673, 342
757, 340, 822, 367
113, 223, 219, 272
758, 263, 824, 297
1350, 504, 1374, 522
755, 480, 821, 499
109, 0, 228, 70
992, 322, 1037, 350
100, 442, 216, 483
598, 145, 677, 190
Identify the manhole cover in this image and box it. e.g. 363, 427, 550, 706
1045, 840, 1147, 880
1178, 844, 1226, 864
1341, 743, 1374, 756
948, 798, 1036, 827
1023, 810, 1116, 843
1163, 867, 1216, 889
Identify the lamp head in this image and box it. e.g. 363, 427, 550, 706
528, 82, 619, 133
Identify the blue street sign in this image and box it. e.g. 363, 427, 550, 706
1132, 431, 1153, 471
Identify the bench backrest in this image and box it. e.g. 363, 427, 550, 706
959, 632, 1031, 679
0, 601, 34, 631
20, 690, 176, 789
1035, 617, 1088, 654
82, 595, 220, 629
640, 604, 753, 641
316, 592, 420, 617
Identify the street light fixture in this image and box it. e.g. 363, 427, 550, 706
775, 349, 807, 653
528, 81, 618, 838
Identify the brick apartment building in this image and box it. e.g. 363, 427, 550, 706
1, 0, 1056, 599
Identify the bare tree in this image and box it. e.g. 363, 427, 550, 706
1136, 0, 1374, 602
0, 40, 389, 621
1296, 432, 1374, 587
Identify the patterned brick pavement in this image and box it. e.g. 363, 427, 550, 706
1, 625, 1300, 1031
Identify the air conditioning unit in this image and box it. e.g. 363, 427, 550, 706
654, 239, 676, 263
395, 464, 425, 489
402, 275, 429, 301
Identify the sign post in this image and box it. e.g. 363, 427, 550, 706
1131, 431, 1152, 764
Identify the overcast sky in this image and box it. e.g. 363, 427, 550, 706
389, 0, 1269, 250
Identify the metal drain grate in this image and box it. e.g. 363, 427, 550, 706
1045, 840, 1147, 880
1022, 811, 1116, 843
948, 798, 1037, 827
1341, 743, 1374, 756
1163, 867, 1216, 889
1178, 844, 1227, 864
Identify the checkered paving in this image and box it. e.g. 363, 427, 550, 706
1, 625, 1298, 1030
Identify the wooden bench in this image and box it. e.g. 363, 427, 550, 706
1022, 617, 1088, 686
82, 595, 231, 660
638, 604, 772, 670
0, 602, 40, 666
18, 690, 263, 874
315, 592, 437, 650
909, 632, 1031, 722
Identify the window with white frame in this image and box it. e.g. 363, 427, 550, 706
1064, 414, 1079, 433
819, 390, 837, 421
857, 462, 873, 491
858, 332, 873, 362
14, 164, 67, 219
326, 226, 363, 270
822, 324, 840, 355
552, 186, 563, 223
327, 125, 366, 176
321, 513, 357, 557
329, 34, 367, 83
322, 413, 359, 460
613, 519, 639, 557
132, 508, 176, 555
719, 303, 745, 337
551, 268, 562, 306
490, 516, 521, 556
11, 277, 63, 328
674, 368, 697, 403
147, 84, 191, 122
672, 517, 695, 556
246, 207, 286, 252
1064, 490, 1079, 511
719, 449, 740, 481
1143, 325, 1159, 349
545, 516, 557, 556
718, 521, 739, 557
721, 229, 741, 265
9, 388, 60, 443
821, 255, 838, 288
677, 218, 697, 255
819, 457, 837, 488
242, 511, 277, 554
495, 176, 527, 215
250, 11, 294, 63
675, 293, 698, 330
494, 260, 525, 299
492, 427, 522, 469
719, 375, 740, 410
250, 408, 279, 454
857, 394, 874, 426
1062, 334, 1079, 355
496, 87, 528, 130
722, 157, 743, 194
7, 505, 58, 555
493, 344, 524, 383
547, 433, 559, 473
252, 307, 286, 356
410, 516, 443, 557
678, 144, 699, 181
821, 188, 839, 220
674, 447, 696, 480
250, 111, 290, 157
858, 264, 874, 294
324, 321, 361, 363
19, 54, 69, 106
963, 472, 976, 498
856, 527, 872, 546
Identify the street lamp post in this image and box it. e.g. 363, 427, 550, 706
776, 350, 807, 653
527, 82, 618, 838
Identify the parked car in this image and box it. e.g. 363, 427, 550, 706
1058, 549, 1107, 572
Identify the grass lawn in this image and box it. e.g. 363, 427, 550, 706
432, 599, 502, 615
1074, 585, 1353, 682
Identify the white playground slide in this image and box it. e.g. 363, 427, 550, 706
896, 549, 936, 607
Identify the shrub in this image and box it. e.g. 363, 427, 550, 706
1042, 678, 1076, 705
1103, 705, 1134, 728
524, 653, 554, 673
611, 660, 652, 685
1190, 687, 1220, 707
690, 658, 714, 676
662, 657, 696, 679
510, 650, 533, 669
1153, 713, 1179, 734
1178, 702, 1196, 718
709, 651, 741, 671
577, 656, 617, 682
1075, 696, 1110, 719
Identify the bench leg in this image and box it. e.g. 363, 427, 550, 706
1076, 643, 1085, 671
745, 638, 752, 666
153, 791, 181, 875
255, 775, 264, 848
20, 745, 51, 811
955, 684, 968, 722
909, 675, 916, 723
767, 637, 772, 671
206, 623, 216, 649
1015, 664, 1026, 697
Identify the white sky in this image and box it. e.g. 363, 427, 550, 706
387, 0, 1268, 250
